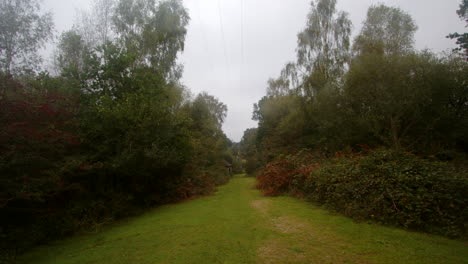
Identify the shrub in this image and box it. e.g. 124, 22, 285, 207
0, 79, 233, 257
245, 157, 261, 176
256, 150, 319, 196
0, 85, 81, 256
256, 159, 294, 196
302, 149, 468, 238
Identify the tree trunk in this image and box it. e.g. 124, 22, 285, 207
390, 116, 401, 150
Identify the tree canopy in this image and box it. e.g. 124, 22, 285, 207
447, 0, 468, 58
0, 0, 235, 258
0, 0, 54, 75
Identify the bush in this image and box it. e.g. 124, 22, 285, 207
256, 148, 468, 238
256, 159, 294, 196
256, 150, 319, 196
0, 76, 233, 257
301, 149, 468, 238
245, 157, 260, 176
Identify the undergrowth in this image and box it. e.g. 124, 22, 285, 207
256, 148, 468, 238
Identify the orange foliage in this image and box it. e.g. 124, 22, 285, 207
256, 152, 320, 196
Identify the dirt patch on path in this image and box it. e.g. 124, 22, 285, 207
251, 199, 270, 215
257, 235, 374, 264
271, 216, 307, 234
252, 199, 374, 264
257, 239, 307, 264
251, 200, 309, 234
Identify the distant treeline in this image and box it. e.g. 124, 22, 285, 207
0, 0, 240, 259
242, 0, 468, 238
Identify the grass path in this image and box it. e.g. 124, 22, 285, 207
19, 176, 468, 264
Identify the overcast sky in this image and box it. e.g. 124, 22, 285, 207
42, 0, 466, 142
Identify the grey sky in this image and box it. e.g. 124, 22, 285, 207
42, 0, 466, 142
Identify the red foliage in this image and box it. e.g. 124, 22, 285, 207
256, 152, 320, 196
0, 89, 80, 150
175, 182, 197, 200
256, 160, 293, 196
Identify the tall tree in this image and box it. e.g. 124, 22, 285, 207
344, 51, 468, 151
266, 77, 290, 97
353, 4, 417, 55
0, 0, 54, 75
191, 92, 227, 131
95, 0, 115, 44
447, 0, 468, 58
280, 0, 352, 99
74, 0, 115, 48
56, 30, 89, 80
112, 0, 189, 81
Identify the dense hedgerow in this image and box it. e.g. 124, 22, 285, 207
307, 149, 468, 238
244, 0, 468, 241
0, 75, 232, 259
256, 159, 294, 196
256, 149, 468, 238
256, 151, 320, 196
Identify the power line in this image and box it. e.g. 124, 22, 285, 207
217, 0, 229, 81
241, 0, 244, 65
195, 0, 213, 72
240, 0, 244, 90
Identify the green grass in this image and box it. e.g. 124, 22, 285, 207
263, 196, 468, 264
19, 175, 468, 264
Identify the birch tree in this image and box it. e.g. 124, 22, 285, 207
279, 0, 352, 98
0, 0, 54, 75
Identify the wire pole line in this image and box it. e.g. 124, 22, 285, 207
217, 0, 230, 81
240, 0, 244, 90
195, 0, 214, 72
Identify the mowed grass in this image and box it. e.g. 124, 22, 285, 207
19, 176, 468, 264
261, 196, 468, 264
19, 175, 272, 264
